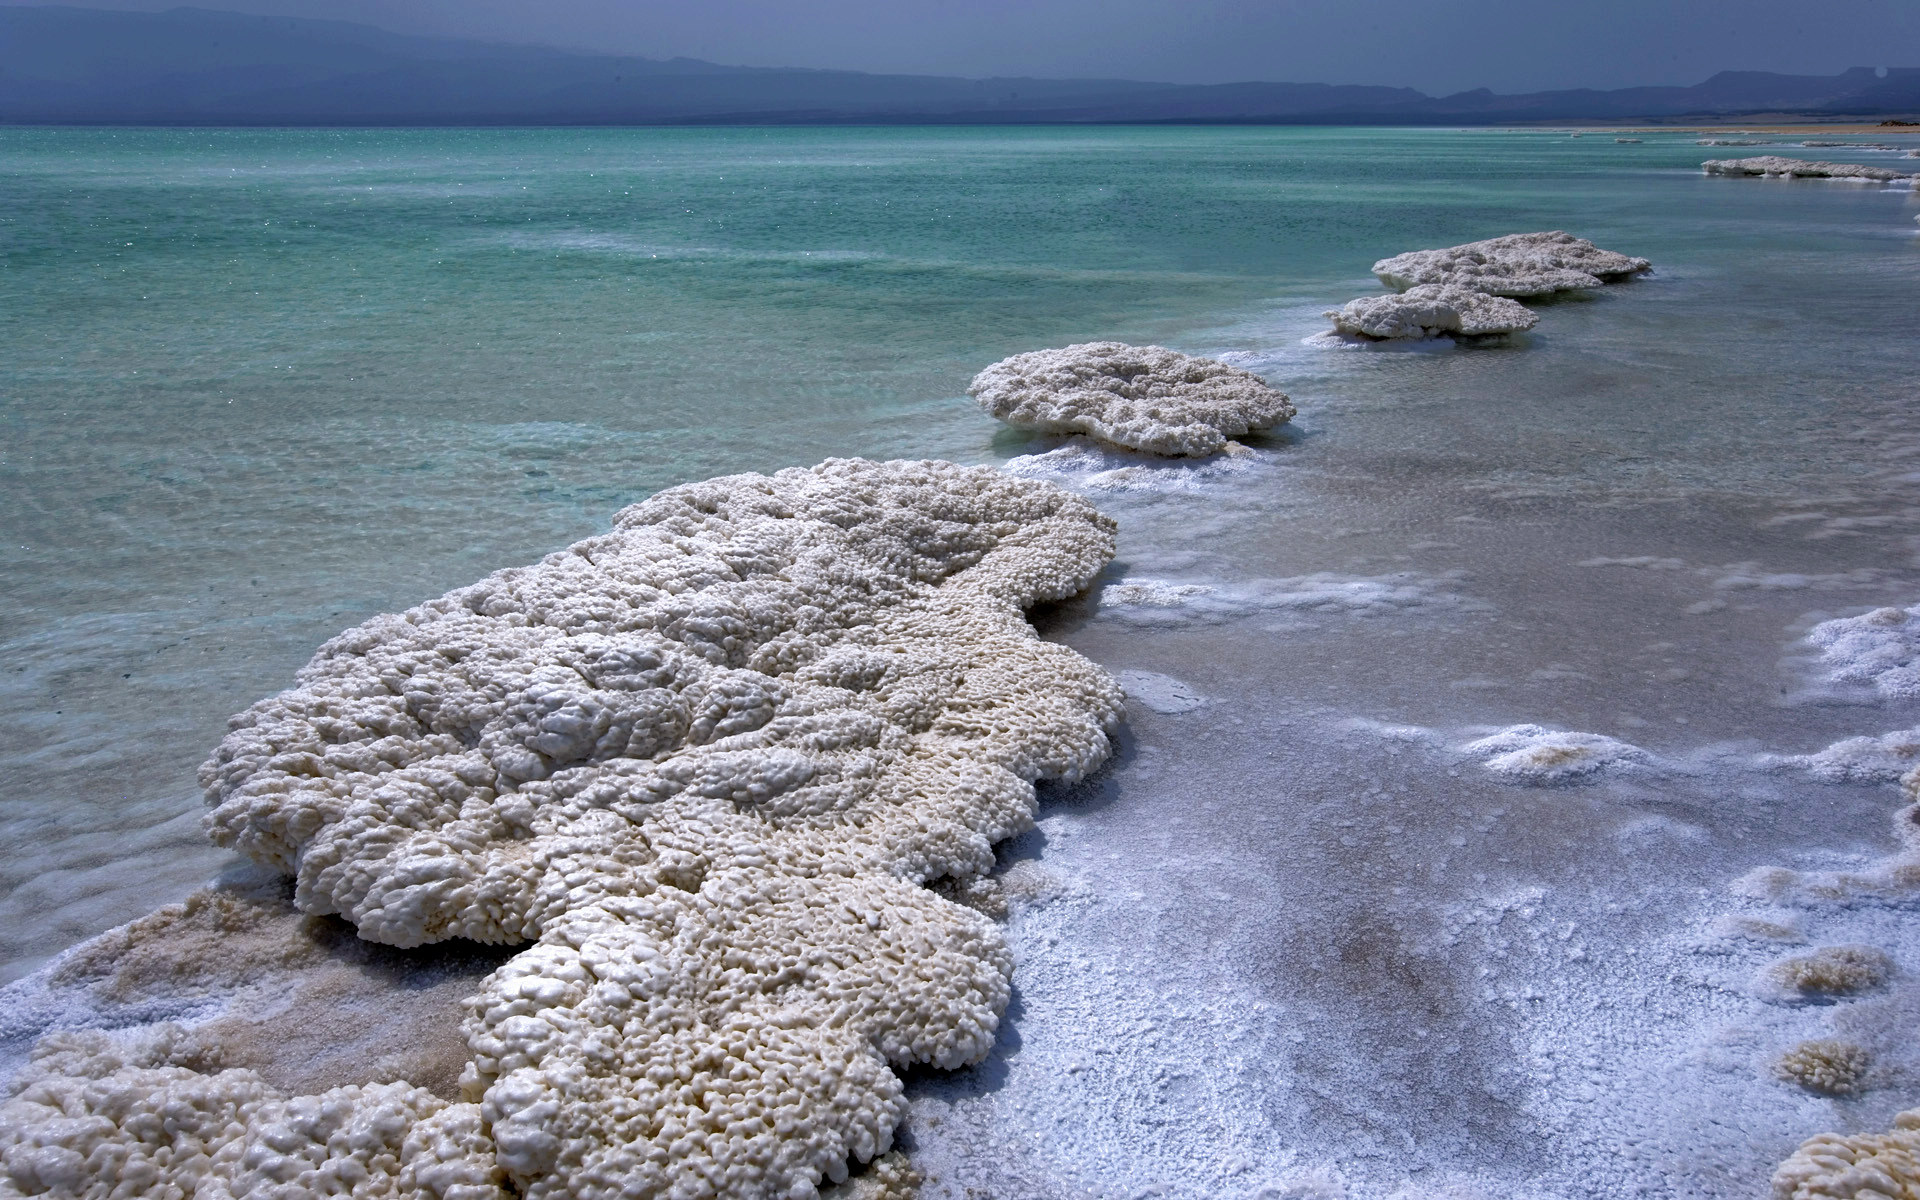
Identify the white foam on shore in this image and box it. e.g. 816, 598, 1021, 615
1094, 571, 1478, 628
1003, 436, 1272, 493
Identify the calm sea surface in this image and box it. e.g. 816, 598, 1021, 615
5, 125, 1920, 1196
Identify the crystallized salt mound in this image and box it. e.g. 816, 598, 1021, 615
1462, 724, 1654, 784
186, 457, 1123, 1199
1324, 284, 1539, 340
1703, 156, 1914, 182
1769, 728, 1920, 783
1807, 605, 1920, 699
1775, 1038, 1873, 1097
1772, 1108, 1920, 1199
968, 342, 1294, 457
1769, 945, 1893, 997
1371, 231, 1652, 297
0, 1024, 509, 1199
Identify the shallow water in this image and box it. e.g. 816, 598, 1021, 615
4, 124, 1920, 1196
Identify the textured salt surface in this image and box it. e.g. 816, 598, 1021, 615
1324, 284, 1539, 341
1806, 606, 1920, 699
1371, 232, 1651, 297
969, 342, 1294, 457
0, 458, 1126, 1200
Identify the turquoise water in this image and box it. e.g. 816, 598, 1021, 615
7, 124, 1920, 1197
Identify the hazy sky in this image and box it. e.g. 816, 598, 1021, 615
12, 0, 1920, 93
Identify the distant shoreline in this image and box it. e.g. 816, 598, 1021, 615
3, 115, 1917, 131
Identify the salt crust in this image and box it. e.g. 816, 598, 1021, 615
1766, 729, 1920, 784
1774, 1039, 1872, 1097
12, 460, 1124, 1200
1703, 156, 1915, 182
1768, 946, 1893, 998
1772, 1108, 1920, 1199
1738, 768, 1920, 907
1807, 606, 1920, 699
1323, 284, 1539, 341
968, 342, 1294, 457
1461, 725, 1655, 784
1370, 231, 1652, 298
0, 1024, 509, 1199
1113, 670, 1208, 715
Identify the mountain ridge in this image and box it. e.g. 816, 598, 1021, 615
3, 6, 1917, 125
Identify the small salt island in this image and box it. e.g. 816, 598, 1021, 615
1325, 283, 1539, 341
1370, 231, 1653, 297
968, 341, 1294, 457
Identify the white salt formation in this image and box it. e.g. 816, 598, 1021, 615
1769, 728, 1920, 783
0, 1024, 509, 1199
9, 459, 1125, 1200
1324, 283, 1539, 340
1370, 231, 1652, 297
1463, 725, 1654, 783
1769, 946, 1893, 997
1775, 1039, 1872, 1097
1703, 156, 1915, 182
968, 342, 1294, 457
1808, 605, 1920, 699
1773, 1108, 1920, 1199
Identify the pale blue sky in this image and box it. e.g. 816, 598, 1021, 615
8, 0, 1918, 93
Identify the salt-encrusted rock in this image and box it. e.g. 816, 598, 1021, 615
182, 457, 1122, 1199
1324, 283, 1539, 340
1772, 1108, 1920, 1199
0, 1025, 510, 1200
1703, 156, 1914, 182
1371, 231, 1651, 297
968, 342, 1294, 457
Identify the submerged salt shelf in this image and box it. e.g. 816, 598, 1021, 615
8, 125, 1920, 1199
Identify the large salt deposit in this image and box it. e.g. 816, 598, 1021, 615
968, 342, 1294, 457
3, 458, 1125, 1200
1371, 231, 1651, 297
1703, 156, 1915, 182
1772, 1108, 1920, 1199
1324, 283, 1539, 340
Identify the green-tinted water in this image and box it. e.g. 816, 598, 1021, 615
6, 125, 1920, 1198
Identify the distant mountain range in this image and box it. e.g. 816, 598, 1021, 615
4, 5, 1918, 125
